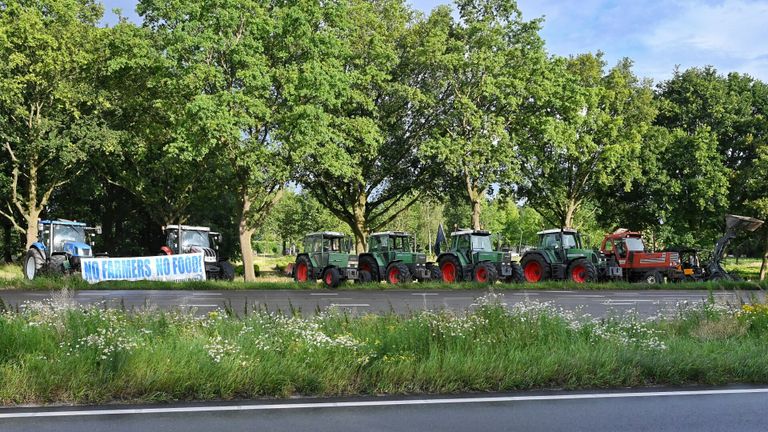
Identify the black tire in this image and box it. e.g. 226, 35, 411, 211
385, 262, 412, 284
323, 267, 342, 289
356, 270, 372, 284
520, 253, 551, 283
642, 270, 664, 284
219, 261, 235, 281
23, 249, 44, 280
359, 255, 380, 281
294, 255, 313, 283
438, 254, 463, 283
429, 265, 442, 282
473, 261, 498, 284
45, 255, 68, 275
567, 258, 597, 283
504, 263, 525, 283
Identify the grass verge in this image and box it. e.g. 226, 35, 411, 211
0, 275, 767, 291
1, 292, 768, 405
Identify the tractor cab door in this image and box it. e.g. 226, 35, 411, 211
455, 234, 471, 264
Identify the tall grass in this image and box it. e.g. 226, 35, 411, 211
1, 292, 768, 405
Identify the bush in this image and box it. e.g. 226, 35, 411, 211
234, 264, 260, 277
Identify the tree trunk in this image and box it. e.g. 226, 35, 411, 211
760, 231, 768, 281
24, 209, 41, 249
465, 174, 483, 230
471, 198, 482, 230
239, 191, 256, 282
563, 200, 578, 228
3, 220, 12, 263
352, 190, 368, 253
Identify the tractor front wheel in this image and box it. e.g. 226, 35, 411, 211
439, 255, 462, 283
294, 256, 313, 283
357, 270, 373, 284
504, 263, 524, 283
219, 261, 235, 281
642, 270, 664, 284
386, 262, 412, 284
23, 249, 44, 280
473, 262, 498, 284
567, 259, 597, 283
429, 265, 442, 282
45, 255, 68, 276
323, 267, 341, 289
521, 254, 550, 283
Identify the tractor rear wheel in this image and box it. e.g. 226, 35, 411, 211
521, 254, 550, 283
323, 267, 341, 289
504, 263, 524, 283
359, 256, 380, 281
219, 261, 235, 281
294, 256, 313, 283
567, 259, 597, 283
439, 255, 462, 283
386, 262, 412, 284
642, 270, 664, 284
473, 262, 498, 284
429, 265, 442, 282
23, 249, 44, 280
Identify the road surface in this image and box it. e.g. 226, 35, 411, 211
0, 288, 756, 318
1, 387, 766, 432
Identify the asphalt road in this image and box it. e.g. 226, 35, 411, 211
1, 388, 767, 432
0, 288, 758, 318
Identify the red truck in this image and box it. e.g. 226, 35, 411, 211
600, 229, 684, 283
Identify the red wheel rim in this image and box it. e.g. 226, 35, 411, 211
325, 272, 332, 285
441, 262, 456, 282
571, 265, 586, 283
524, 262, 542, 282
475, 267, 487, 282
297, 263, 308, 281
388, 267, 399, 284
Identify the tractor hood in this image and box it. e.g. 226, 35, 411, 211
474, 250, 508, 263
395, 252, 426, 264
64, 241, 93, 257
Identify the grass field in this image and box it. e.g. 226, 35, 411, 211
1, 291, 768, 405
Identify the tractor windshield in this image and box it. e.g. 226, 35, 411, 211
52, 225, 86, 251
391, 236, 412, 251
471, 235, 493, 251
624, 237, 645, 251
181, 230, 210, 249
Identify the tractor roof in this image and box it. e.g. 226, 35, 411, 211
450, 229, 491, 236
370, 231, 411, 237
165, 224, 211, 232
41, 219, 87, 227
537, 228, 578, 235
604, 228, 642, 239
306, 231, 347, 238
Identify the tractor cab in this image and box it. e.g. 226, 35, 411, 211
160, 225, 235, 280
35, 220, 99, 260
537, 229, 582, 250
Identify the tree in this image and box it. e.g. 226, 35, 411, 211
422, 0, 546, 229
518, 54, 656, 228
0, 0, 109, 248
746, 145, 768, 279
288, 0, 445, 252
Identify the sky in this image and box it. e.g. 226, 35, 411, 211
101, 0, 768, 82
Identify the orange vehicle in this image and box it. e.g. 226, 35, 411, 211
600, 229, 683, 284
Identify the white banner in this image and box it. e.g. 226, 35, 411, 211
81, 253, 206, 284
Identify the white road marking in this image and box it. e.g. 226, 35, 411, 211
2, 388, 766, 419
329, 304, 369, 307
184, 304, 218, 308
411, 293, 438, 296
601, 301, 638, 306
310, 293, 338, 296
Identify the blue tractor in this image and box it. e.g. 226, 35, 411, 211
22, 219, 105, 280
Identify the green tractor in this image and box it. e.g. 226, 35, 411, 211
437, 229, 523, 283
293, 232, 360, 288
358, 231, 441, 284
520, 228, 605, 283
